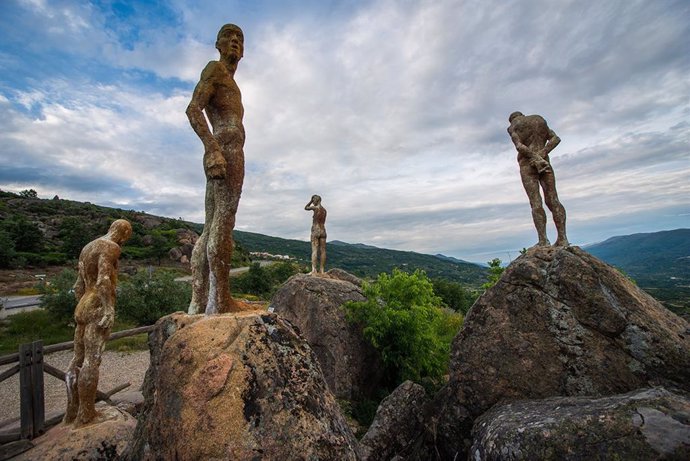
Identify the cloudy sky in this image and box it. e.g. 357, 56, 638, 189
0, 0, 688, 263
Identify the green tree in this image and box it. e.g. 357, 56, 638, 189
232, 263, 273, 297
482, 258, 505, 289
59, 217, 96, 258
40, 269, 78, 323
117, 270, 191, 325
2, 215, 44, 253
345, 269, 463, 389
431, 278, 477, 315
19, 189, 38, 198
0, 229, 17, 268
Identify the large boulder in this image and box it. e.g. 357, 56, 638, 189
271, 272, 383, 399
359, 381, 429, 461
15, 402, 135, 461
123, 311, 360, 461
430, 246, 690, 459
471, 387, 690, 460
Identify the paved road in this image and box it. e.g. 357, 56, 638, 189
0, 295, 42, 319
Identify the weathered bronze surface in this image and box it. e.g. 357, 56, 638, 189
305, 195, 327, 275
508, 112, 568, 247
187, 24, 246, 314
64, 219, 132, 426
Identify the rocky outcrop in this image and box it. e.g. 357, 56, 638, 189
359, 381, 429, 461
168, 229, 199, 263
271, 272, 383, 399
123, 311, 359, 461
471, 387, 690, 460
14, 403, 135, 461
429, 246, 690, 459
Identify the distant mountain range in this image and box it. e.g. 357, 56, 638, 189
585, 229, 689, 313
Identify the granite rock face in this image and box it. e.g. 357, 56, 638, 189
471, 387, 690, 460
123, 311, 359, 461
431, 246, 690, 459
271, 272, 383, 399
359, 381, 429, 461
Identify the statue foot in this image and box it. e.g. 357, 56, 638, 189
534, 239, 551, 247
554, 238, 570, 247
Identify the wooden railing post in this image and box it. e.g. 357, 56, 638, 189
18, 343, 33, 439
31, 341, 45, 437
18, 341, 45, 440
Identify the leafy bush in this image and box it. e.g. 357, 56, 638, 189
232, 261, 301, 299
431, 278, 478, 314
40, 269, 78, 323
117, 270, 191, 325
345, 269, 463, 389
482, 258, 505, 289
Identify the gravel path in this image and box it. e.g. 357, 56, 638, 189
0, 349, 149, 423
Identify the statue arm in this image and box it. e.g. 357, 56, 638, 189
543, 129, 561, 156
95, 254, 116, 330
305, 200, 316, 210
186, 62, 226, 179
73, 261, 86, 301
509, 127, 550, 173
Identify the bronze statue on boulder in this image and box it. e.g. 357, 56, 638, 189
305, 194, 327, 275
187, 24, 246, 314
508, 111, 569, 247
64, 219, 132, 426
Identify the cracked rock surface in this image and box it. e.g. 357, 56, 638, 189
271, 271, 384, 400
430, 246, 690, 459
471, 387, 690, 460
123, 311, 359, 461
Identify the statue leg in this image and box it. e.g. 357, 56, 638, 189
520, 166, 549, 246
208, 146, 244, 314
63, 324, 85, 424
319, 237, 326, 273
541, 173, 569, 246
74, 323, 107, 426
310, 237, 318, 274
189, 182, 215, 314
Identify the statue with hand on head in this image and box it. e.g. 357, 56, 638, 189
305, 194, 327, 275
64, 219, 132, 426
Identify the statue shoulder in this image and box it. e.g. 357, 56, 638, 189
200, 61, 222, 80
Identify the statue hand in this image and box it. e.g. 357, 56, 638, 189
98, 312, 114, 330
204, 147, 227, 179
533, 157, 551, 174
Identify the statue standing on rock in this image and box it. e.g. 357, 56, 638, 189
305, 194, 327, 275
64, 219, 132, 426
508, 111, 569, 247
187, 24, 246, 314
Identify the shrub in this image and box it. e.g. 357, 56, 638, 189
117, 270, 191, 325
345, 269, 463, 389
40, 269, 78, 323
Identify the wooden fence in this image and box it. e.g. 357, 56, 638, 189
0, 325, 154, 446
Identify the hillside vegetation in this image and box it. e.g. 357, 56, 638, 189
0, 190, 486, 289
586, 229, 690, 314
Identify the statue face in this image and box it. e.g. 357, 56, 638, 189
216, 24, 244, 62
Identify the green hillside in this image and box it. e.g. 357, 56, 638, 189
235, 231, 487, 285
0, 190, 486, 287
586, 229, 690, 313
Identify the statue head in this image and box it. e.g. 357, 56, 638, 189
311, 194, 321, 205
216, 23, 244, 63
107, 219, 133, 246
509, 111, 524, 123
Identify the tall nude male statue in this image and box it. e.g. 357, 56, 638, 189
305, 195, 327, 275
187, 24, 246, 314
64, 219, 132, 426
508, 111, 569, 247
